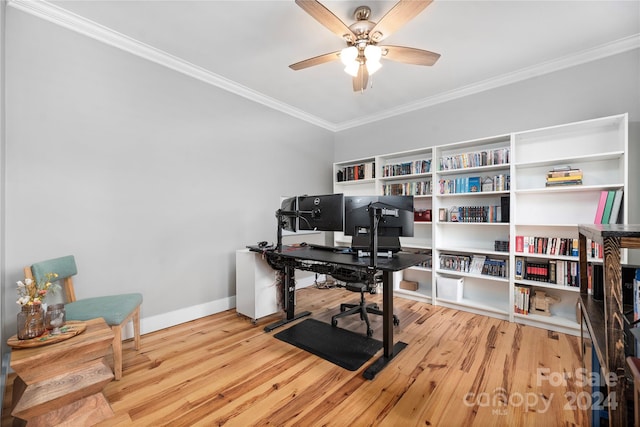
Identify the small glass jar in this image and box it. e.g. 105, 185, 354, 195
45, 303, 66, 335
17, 305, 46, 340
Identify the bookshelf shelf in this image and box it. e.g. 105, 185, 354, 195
436, 222, 508, 227
394, 288, 432, 303
437, 190, 510, 198
333, 113, 628, 337
437, 246, 508, 257
514, 312, 579, 331
380, 172, 432, 182
408, 265, 431, 273
401, 243, 431, 251
514, 183, 625, 195
435, 269, 509, 283
334, 178, 376, 186
437, 163, 510, 176
513, 150, 625, 169
514, 252, 578, 261
514, 279, 580, 293
437, 297, 509, 317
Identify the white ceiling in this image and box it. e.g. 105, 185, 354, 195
11, 0, 640, 131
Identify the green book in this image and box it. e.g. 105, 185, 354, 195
601, 190, 616, 224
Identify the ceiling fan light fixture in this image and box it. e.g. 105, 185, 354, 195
364, 44, 382, 75
340, 46, 358, 66
364, 44, 382, 62
366, 59, 382, 75
344, 61, 360, 77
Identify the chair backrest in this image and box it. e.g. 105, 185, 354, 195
25, 255, 78, 303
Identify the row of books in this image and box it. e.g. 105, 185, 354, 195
494, 240, 509, 252
448, 205, 504, 223
514, 257, 579, 287
382, 180, 431, 196
514, 284, 532, 314
410, 251, 432, 269
440, 254, 508, 277
440, 254, 471, 272
594, 189, 623, 224
632, 269, 640, 325
545, 166, 583, 187
439, 147, 510, 171
382, 159, 431, 177
336, 161, 375, 182
515, 236, 579, 257
587, 239, 603, 259
437, 174, 510, 194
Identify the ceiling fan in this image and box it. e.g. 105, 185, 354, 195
289, 0, 441, 92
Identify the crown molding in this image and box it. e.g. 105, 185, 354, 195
7, 0, 338, 132
335, 34, 640, 131
8, 0, 639, 133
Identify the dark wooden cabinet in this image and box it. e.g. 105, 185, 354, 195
578, 224, 640, 426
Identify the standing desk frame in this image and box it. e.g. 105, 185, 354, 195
251, 245, 430, 379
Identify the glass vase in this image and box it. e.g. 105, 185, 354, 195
45, 303, 66, 335
17, 305, 45, 340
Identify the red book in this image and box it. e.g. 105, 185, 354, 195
515, 236, 524, 252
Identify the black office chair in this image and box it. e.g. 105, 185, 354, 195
331, 274, 399, 337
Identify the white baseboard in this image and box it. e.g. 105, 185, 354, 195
121, 275, 321, 340
121, 295, 236, 340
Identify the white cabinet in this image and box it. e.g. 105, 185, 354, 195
333, 113, 628, 336
235, 249, 279, 323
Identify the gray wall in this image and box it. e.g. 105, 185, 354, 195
1, 8, 333, 351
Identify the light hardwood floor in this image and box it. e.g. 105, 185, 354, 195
3, 285, 589, 426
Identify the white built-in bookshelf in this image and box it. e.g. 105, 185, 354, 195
333, 113, 629, 336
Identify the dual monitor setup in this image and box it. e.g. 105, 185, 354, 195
276, 193, 414, 259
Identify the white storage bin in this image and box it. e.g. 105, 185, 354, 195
437, 276, 464, 302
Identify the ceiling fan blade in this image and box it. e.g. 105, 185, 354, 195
382, 45, 441, 66
352, 64, 369, 92
370, 0, 433, 43
295, 0, 356, 42
289, 51, 341, 70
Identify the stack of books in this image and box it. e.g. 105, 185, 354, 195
545, 166, 582, 187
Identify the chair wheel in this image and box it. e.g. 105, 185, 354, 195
332, 319, 338, 327
367, 328, 374, 337
393, 316, 400, 326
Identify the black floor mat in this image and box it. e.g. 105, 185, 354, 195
274, 318, 382, 371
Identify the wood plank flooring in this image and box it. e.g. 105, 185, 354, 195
2, 285, 590, 426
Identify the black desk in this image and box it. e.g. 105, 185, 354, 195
249, 245, 430, 379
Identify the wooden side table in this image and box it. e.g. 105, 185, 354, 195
9, 317, 115, 426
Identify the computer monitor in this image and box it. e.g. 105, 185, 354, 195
344, 195, 414, 238
297, 193, 344, 232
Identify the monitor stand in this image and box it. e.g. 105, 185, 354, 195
351, 235, 401, 256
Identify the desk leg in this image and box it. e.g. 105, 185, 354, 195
264, 263, 310, 332
363, 270, 407, 380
